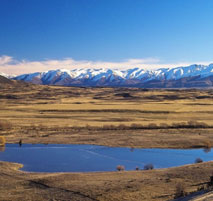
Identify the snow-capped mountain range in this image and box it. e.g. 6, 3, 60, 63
0, 73, 16, 79
8, 64, 213, 87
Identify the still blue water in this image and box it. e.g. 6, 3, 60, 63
0, 144, 212, 172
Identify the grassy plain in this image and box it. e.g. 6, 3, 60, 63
1, 161, 213, 201
1, 83, 213, 201
0, 84, 213, 148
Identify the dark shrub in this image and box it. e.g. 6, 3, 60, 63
117, 124, 127, 130
195, 158, 203, 163
187, 121, 208, 128
159, 123, 169, 128
115, 93, 132, 98
144, 163, 154, 170
174, 183, 186, 198
147, 123, 157, 129
116, 165, 125, 171
102, 124, 116, 130
130, 123, 143, 129
207, 175, 213, 189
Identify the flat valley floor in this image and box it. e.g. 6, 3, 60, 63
0, 82, 213, 200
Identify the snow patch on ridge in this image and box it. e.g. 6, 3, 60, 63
13, 64, 213, 86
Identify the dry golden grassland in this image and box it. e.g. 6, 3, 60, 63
1, 84, 213, 201
0, 84, 213, 148
1, 161, 213, 201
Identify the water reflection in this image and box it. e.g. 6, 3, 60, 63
0, 146, 5, 152
0, 144, 213, 172
19, 139, 22, 147
130, 147, 134, 152
203, 147, 211, 153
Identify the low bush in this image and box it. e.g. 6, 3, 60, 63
117, 124, 128, 130
187, 121, 208, 128
207, 175, 213, 189
144, 163, 154, 170
197, 185, 205, 191
147, 123, 158, 129
116, 165, 125, 171
174, 183, 186, 199
102, 124, 116, 130
159, 123, 169, 128
70, 120, 212, 131
0, 120, 11, 131
195, 158, 203, 163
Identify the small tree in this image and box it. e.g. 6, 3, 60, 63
116, 165, 125, 171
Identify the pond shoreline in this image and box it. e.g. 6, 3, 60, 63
0, 143, 212, 173
4, 129, 213, 150
1, 160, 213, 201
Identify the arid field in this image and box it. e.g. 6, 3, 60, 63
1, 161, 213, 201
0, 81, 213, 201
1, 82, 213, 148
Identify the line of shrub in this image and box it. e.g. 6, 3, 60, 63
70, 121, 212, 131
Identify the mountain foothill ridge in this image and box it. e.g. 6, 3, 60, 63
1, 64, 213, 88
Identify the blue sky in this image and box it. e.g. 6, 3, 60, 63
1, 0, 213, 74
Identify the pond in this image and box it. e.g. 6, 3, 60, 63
0, 144, 212, 172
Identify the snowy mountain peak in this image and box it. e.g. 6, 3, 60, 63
12, 64, 213, 88
0, 73, 16, 79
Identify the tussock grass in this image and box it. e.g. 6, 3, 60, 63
0, 120, 11, 131
0, 136, 6, 146
174, 182, 187, 199
1, 85, 213, 148
2, 161, 213, 201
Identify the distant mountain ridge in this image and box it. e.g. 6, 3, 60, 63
0, 75, 30, 89
0, 73, 16, 79
0, 75, 14, 85
9, 64, 213, 88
